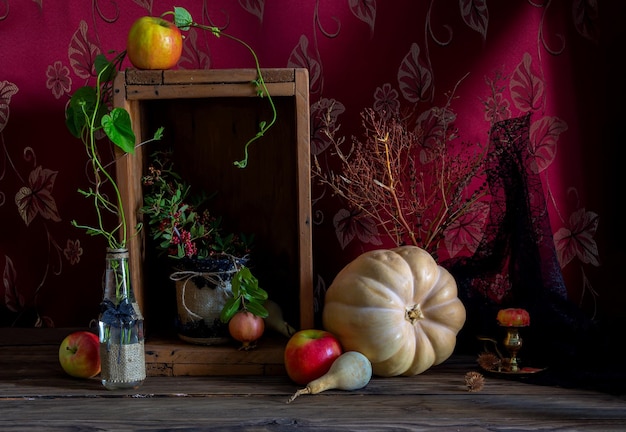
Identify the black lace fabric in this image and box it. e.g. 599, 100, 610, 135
443, 115, 623, 392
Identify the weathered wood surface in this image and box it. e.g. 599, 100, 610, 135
144, 334, 288, 376
1, 328, 625, 431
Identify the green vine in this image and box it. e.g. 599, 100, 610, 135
66, 52, 163, 249
164, 6, 277, 168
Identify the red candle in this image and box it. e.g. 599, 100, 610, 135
497, 308, 530, 327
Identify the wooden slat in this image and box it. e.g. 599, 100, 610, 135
124, 68, 296, 86
125, 81, 296, 100
145, 337, 284, 363
143, 335, 286, 376
294, 67, 314, 330
113, 72, 147, 313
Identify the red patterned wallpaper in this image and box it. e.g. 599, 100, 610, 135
0, 1, 623, 352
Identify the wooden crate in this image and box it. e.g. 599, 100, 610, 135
113, 69, 312, 375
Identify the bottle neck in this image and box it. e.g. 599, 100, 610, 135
104, 248, 134, 304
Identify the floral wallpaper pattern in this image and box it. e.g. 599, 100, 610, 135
0, 1, 622, 336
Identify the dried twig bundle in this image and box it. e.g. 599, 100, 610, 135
312, 86, 486, 256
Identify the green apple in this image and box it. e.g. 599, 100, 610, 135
284, 329, 343, 385
58, 331, 101, 378
126, 16, 183, 70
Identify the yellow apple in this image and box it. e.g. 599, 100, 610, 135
126, 16, 183, 70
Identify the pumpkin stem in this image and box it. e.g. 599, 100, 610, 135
406, 303, 424, 323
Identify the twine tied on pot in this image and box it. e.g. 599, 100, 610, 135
169, 255, 246, 322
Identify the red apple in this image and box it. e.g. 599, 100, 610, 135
284, 329, 343, 385
58, 331, 101, 378
126, 16, 183, 70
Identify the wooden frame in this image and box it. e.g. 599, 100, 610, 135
113, 69, 312, 374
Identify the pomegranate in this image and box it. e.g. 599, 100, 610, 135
229, 310, 265, 350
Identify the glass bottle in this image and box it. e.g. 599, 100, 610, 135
98, 248, 146, 390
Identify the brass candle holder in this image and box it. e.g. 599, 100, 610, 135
496, 308, 530, 373
477, 309, 545, 376
501, 325, 523, 372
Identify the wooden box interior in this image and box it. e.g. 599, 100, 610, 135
113, 69, 312, 375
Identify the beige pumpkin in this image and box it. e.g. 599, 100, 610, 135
322, 246, 466, 377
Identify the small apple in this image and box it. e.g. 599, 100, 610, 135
126, 16, 183, 70
58, 331, 101, 378
284, 329, 343, 385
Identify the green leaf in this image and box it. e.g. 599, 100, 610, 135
231, 276, 241, 298
220, 297, 240, 323
174, 6, 193, 31
102, 108, 135, 153
65, 104, 84, 139
69, 86, 98, 111
85, 228, 103, 236
246, 301, 268, 319
246, 284, 268, 302
152, 126, 165, 141
94, 54, 116, 83
66, 86, 98, 137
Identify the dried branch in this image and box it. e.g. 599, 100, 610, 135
313, 87, 487, 256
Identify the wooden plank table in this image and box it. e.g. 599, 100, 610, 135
1, 328, 625, 431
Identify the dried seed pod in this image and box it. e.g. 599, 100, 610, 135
477, 352, 501, 371
465, 371, 485, 392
